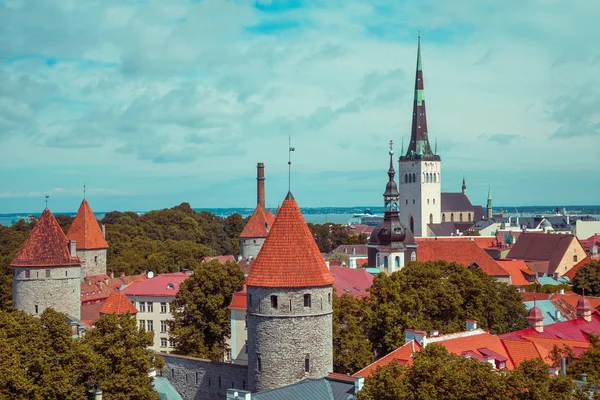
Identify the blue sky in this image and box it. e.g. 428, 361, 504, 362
0, 0, 599, 213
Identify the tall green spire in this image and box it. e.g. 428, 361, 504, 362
486, 185, 493, 219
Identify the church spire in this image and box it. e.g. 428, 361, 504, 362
486, 186, 493, 219
403, 33, 438, 161
383, 140, 399, 212
462, 176, 466, 194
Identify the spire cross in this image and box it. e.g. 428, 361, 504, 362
389, 139, 394, 153
44, 195, 49, 209
288, 135, 295, 192
83, 183, 86, 200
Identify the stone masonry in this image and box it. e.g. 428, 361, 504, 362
159, 353, 248, 400
247, 285, 333, 392
77, 248, 107, 277
12, 265, 82, 319
240, 238, 265, 259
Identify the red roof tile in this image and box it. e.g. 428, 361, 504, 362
121, 272, 189, 297
67, 200, 109, 250
497, 260, 535, 286
265, 209, 275, 228
229, 287, 247, 310
417, 236, 497, 250
502, 339, 542, 366
98, 291, 137, 315
520, 292, 552, 302
330, 265, 374, 298
499, 311, 600, 341
240, 205, 268, 238
430, 331, 514, 369
507, 233, 580, 275
80, 302, 103, 325
11, 209, 81, 267
415, 239, 509, 277
245, 193, 334, 288
202, 255, 236, 264
550, 293, 600, 312
80, 273, 147, 304
353, 341, 420, 377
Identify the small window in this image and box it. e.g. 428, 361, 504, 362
413, 199, 415, 204
245, 340, 248, 354
160, 338, 167, 347
171, 368, 175, 379
270, 295, 278, 309
139, 320, 145, 330
147, 320, 153, 331
147, 302, 153, 313
65, 271, 68, 277
257, 355, 262, 371
94, 256, 98, 263
243, 381, 246, 390
253, 240, 256, 244
46, 269, 51, 278
433, 199, 435, 205
218, 377, 221, 388
196, 372, 199, 384
427, 199, 430, 205
248, 294, 252, 307
245, 314, 248, 329
161, 320, 167, 333
208, 378, 211, 387
304, 294, 311, 308
160, 302, 167, 313
289, 299, 292, 311
139, 302, 146, 312
406, 199, 408, 205
328, 293, 331, 304
35, 304, 39, 314
305, 355, 310, 373
573, 255, 578, 262
26, 270, 30, 279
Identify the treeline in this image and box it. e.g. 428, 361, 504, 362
307, 222, 368, 253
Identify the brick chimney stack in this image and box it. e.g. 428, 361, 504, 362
257, 162, 265, 210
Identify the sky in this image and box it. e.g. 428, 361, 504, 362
0, 0, 599, 213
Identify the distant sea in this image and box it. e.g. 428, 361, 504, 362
1, 205, 600, 228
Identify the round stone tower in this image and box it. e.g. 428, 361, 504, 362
11, 208, 82, 319
246, 192, 334, 392
67, 199, 109, 277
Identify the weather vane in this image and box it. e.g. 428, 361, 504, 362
389, 139, 394, 155
288, 135, 295, 192
83, 182, 86, 200
44, 195, 49, 209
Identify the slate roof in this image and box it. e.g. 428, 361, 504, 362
473, 206, 486, 221
245, 192, 334, 288
441, 192, 474, 212
427, 222, 474, 236
240, 205, 269, 238
331, 244, 368, 256
415, 239, 509, 277
507, 233, 579, 275
330, 265, 374, 298
67, 199, 108, 250
98, 291, 138, 315
11, 209, 81, 267
497, 260, 535, 286
121, 272, 189, 297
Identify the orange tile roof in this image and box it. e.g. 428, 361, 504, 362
80, 273, 148, 304
67, 200, 109, 250
228, 288, 247, 310
431, 331, 514, 369
353, 341, 420, 377
239, 205, 268, 238
415, 239, 509, 277
497, 259, 534, 286
202, 255, 236, 264
98, 291, 138, 315
502, 339, 542, 366
550, 293, 600, 312
522, 336, 590, 364
245, 192, 334, 288
265, 209, 275, 228
11, 209, 81, 267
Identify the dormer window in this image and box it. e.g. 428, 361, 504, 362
166, 283, 175, 290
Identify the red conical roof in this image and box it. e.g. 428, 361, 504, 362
245, 192, 334, 288
265, 208, 275, 228
11, 209, 81, 267
240, 205, 268, 238
98, 291, 137, 315
67, 199, 108, 250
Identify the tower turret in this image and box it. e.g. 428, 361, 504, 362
246, 192, 333, 392
67, 199, 109, 277
462, 176, 467, 195
486, 186, 493, 219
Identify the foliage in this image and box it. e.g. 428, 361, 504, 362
0, 308, 162, 400
171, 260, 245, 360
572, 260, 600, 296
332, 293, 374, 374
307, 222, 368, 253
523, 283, 572, 294
326, 252, 351, 266
358, 345, 579, 400
366, 261, 528, 357
568, 333, 600, 383
464, 230, 481, 236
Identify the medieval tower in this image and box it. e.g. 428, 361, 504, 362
245, 192, 334, 392
11, 208, 82, 319
399, 35, 441, 237
239, 163, 270, 259
67, 199, 109, 277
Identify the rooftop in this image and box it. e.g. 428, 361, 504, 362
329, 265, 374, 298
497, 259, 534, 286
67, 199, 109, 250
121, 272, 189, 297
499, 310, 600, 341
507, 232, 580, 275
240, 205, 268, 238
440, 192, 474, 212
98, 291, 137, 315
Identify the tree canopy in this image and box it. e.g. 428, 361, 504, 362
572, 260, 600, 296
307, 222, 368, 253
171, 259, 245, 360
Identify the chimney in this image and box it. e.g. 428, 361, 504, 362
257, 162, 265, 211
560, 357, 567, 375
554, 310, 561, 322
101, 224, 106, 239
110, 270, 114, 279
89, 389, 102, 400
582, 373, 588, 383
429, 329, 439, 337
466, 320, 477, 331
325, 261, 330, 270
354, 376, 365, 393
404, 329, 427, 347
69, 240, 77, 257
104, 278, 109, 286
97, 281, 103, 289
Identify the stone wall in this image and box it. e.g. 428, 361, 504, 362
77, 248, 107, 277
247, 285, 333, 392
240, 238, 265, 259
159, 353, 248, 400
12, 265, 82, 319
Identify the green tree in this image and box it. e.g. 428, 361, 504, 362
572, 260, 600, 296
366, 261, 527, 357
332, 293, 374, 374
326, 253, 351, 266
171, 260, 245, 360
82, 313, 164, 400
507, 358, 577, 400
568, 333, 600, 382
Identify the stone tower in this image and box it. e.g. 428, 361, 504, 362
399, 34, 441, 237
240, 163, 270, 259
67, 199, 109, 277
245, 192, 334, 392
368, 141, 417, 272
11, 208, 82, 319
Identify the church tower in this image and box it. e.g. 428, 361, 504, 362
398, 34, 441, 237
67, 199, 109, 277
486, 186, 493, 219
368, 141, 417, 272
246, 192, 334, 392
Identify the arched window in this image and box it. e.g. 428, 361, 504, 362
395, 256, 400, 268
442, 214, 446, 222
433, 174, 436, 183
401, 174, 404, 183
451, 214, 454, 222
460, 213, 463, 222
433, 198, 435, 205
427, 199, 430, 205
430, 213, 433, 224
424, 173, 428, 183
412, 173, 416, 183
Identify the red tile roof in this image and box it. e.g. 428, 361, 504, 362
98, 291, 137, 315
67, 200, 108, 250
80, 273, 148, 304
520, 292, 552, 302
265, 209, 275, 228
580, 235, 600, 253
330, 265, 374, 298
497, 260, 535, 286
564, 256, 591, 280
121, 272, 189, 297
502, 339, 541, 366
499, 311, 600, 341
228, 287, 247, 310
507, 233, 579, 275
245, 193, 334, 288
430, 331, 514, 369
353, 341, 420, 377
80, 302, 103, 325
202, 255, 236, 264
239, 205, 268, 238
551, 293, 600, 312
415, 239, 509, 277
11, 209, 81, 267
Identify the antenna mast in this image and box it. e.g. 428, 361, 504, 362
288, 135, 295, 192
44, 195, 49, 209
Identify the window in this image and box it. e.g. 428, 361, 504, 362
451, 214, 454, 222
412, 199, 415, 204
26, 270, 30, 278
139, 320, 145, 330
147, 320, 153, 331
427, 199, 430, 204
94, 256, 98, 263
433, 198, 435, 205
46, 269, 51, 278
429, 214, 433, 224
169, 338, 175, 348
270, 295, 278, 309
245, 314, 248, 329
196, 372, 199, 384
411, 252, 416, 261
460, 213, 463, 222
65, 271, 68, 277
289, 299, 292, 311
257, 355, 262, 371
442, 214, 446, 222
171, 369, 175, 379
161, 320, 167, 333
168, 303, 173, 313
395, 256, 400, 268
573, 255, 578, 262
208, 378, 211, 387
160, 302, 167, 313
160, 338, 167, 347
328, 293, 331, 305
219, 377, 221, 388
245, 340, 248, 354
304, 294, 312, 308
305, 355, 310, 373
248, 294, 252, 307
406, 199, 408, 205
147, 302, 153, 313
243, 381, 246, 390
35, 304, 39, 314
383, 256, 388, 268
139, 302, 146, 312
